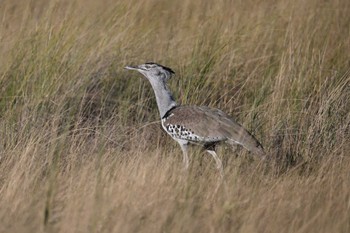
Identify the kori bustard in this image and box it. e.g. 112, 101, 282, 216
125, 62, 265, 171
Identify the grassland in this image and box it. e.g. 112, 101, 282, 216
0, 0, 349, 232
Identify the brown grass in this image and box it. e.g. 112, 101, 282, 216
0, 0, 349, 232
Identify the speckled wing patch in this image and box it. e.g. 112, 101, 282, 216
162, 122, 202, 142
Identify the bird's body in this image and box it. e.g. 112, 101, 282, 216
125, 62, 265, 172
162, 105, 264, 154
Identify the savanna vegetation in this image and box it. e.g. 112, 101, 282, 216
0, 0, 349, 232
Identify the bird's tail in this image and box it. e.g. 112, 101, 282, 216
226, 127, 266, 156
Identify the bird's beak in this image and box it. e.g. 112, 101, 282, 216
124, 65, 140, 71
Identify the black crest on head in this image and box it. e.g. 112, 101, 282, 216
145, 62, 175, 75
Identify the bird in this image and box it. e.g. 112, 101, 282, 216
124, 62, 265, 172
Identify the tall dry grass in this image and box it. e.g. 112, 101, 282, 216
0, 0, 349, 232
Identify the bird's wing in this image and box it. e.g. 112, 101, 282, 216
163, 106, 265, 155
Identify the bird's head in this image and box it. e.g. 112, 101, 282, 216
124, 62, 175, 82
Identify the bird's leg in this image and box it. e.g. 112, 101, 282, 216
179, 142, 189, 169
206, 150, 223, 175
204, 143, 223, 176
204, 143, 222, 170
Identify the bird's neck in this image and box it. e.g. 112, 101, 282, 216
148, 79, 177, 118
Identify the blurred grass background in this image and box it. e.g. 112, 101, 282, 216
0, 0, 349, 232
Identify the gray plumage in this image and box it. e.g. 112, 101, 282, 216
125, 62, 265, 173
162, 106, 264, 155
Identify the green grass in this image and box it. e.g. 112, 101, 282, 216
0, 0, 349, 232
